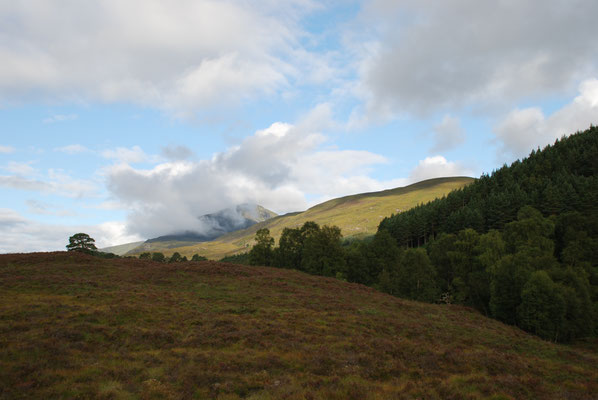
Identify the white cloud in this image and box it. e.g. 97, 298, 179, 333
409, 156, 472, 183
55, 144, 90, 154
101, 145, 158, 164
430, 115, 465, 153
0, 0, 322, 115
359, 0, 598, 116
3, 161, 36, 175
494, 78, 598, 159
43, 114, 77, 124
0, 169, 98, 198
0, 175, 50, 192
105, 119, 398, 238
0, 145, 15, 153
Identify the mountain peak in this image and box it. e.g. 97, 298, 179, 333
144, 204, 277, 245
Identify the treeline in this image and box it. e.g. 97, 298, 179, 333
138, 252, 207, 262
248, 127, 598, 342
249, 222, 345, 276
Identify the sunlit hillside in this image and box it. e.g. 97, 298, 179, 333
138, 177, 473, 259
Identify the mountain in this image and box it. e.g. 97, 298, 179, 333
147, 204, 277, 243
148, 176, 474, 259
118, 204, 277, 255
1, 251, 596, 398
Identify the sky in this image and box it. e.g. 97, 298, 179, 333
1, 0, 598, 253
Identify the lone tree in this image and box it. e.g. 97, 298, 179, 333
66, 233, 97, 253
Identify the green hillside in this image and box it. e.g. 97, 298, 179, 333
146, 177, 473, 259
1, 252, 596, 399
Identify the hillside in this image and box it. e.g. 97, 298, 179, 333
99, 241, 145, 256
146, 177, 473, 259
1, 252, 596, 399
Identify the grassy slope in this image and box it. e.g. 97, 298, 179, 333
1, 252, 597, 399
158, 177, 474, 259
100, 241, 146, 256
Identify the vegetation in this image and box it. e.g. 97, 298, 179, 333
1, 252, 596, 399
151, 252, 166, 262
371, 127, 598, 341
249, 228, 275, 266
66, 233, 97, 253
219, 252, 250, 265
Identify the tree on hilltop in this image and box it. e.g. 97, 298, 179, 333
66, 233, 97, 253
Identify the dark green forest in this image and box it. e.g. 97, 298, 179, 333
250, 126, 598, 342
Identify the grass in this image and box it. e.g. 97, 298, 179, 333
144, 177, 474, 259
1, 251, 597, 399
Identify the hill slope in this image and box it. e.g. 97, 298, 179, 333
1, 252, 596, 399
153, 176, 473, 259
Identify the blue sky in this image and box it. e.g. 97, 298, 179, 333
1, 0, 598, 252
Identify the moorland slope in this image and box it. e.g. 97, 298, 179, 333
1, 252, 596, 399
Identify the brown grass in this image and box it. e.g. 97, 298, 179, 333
1, 251, 597, 399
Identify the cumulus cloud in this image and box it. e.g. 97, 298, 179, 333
55, 144, 90, 154
0, 0, 320, 114
360, 0, 598, 116
430, 115, 465, 153
105, 121, 398, 238
0, 145, 15, 153
409, 156, 472, 183
0, 208, 142, 253
494, 78, 598, 159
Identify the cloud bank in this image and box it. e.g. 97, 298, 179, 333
360, 0, 598, 116
106, 121, 405, 238
0, 0, 316, 114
